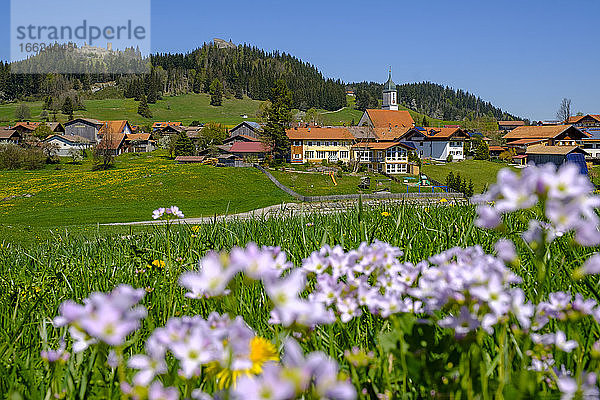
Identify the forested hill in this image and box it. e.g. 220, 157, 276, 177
150, 44, 347, 111
0, 41, 520, 119
352, 81, 522, 122
0, 43, 346, 111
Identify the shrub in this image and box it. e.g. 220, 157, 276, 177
0, 144, 46, 170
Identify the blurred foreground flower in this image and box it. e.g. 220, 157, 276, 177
153, 206, 185, 220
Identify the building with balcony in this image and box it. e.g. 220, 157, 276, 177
287, 127, 354, 163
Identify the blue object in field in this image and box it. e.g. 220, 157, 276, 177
565, 153, 588, 175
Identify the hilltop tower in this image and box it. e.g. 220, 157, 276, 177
382, 68, 398, 110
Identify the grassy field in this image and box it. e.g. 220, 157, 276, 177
422, 159, 512, 193
0, 94, 264, 126
2, 204, 598, 398
0, 152, 292, 244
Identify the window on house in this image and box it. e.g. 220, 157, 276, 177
293, 154, 301, 159
386, 147, 407, 161
307, 141, 313, 146
358, 151, 372, 162
339, 151, 349, 159
316, 141, 321, 146
316, 150, 326, 159
332, 141, 338, 146
324, 141, 330, 146
305, 151, 314, 159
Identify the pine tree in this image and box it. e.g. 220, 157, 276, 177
422, 116, 428, 127
261, 80, 293, 160
137, 95, 153, 118
210, 78, 223, 106
174, 131, 194, 156
446, 172, 454, 190
466, 179, 474, 197
61, 97, 74, 120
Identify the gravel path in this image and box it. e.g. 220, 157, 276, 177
104, 197, 468, 226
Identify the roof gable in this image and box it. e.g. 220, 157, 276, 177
286, 127, 354, 140
503, 125, 585, 140
365, 109, 415, 130
65, 118, 102, 127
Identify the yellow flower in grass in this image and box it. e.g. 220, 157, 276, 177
191, 225, 200, 233
381, 211, 390, 217
150, 260, 165, 269
211, 336, 279, 389
439, 198, 448, 203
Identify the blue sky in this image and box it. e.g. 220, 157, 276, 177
1, 0, 598, 120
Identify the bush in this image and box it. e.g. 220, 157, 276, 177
0, 144, 46, 170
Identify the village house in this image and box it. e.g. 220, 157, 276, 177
567, 114, 600, 128
229, 141, 270, 161
13, 122, 65, 136
96, 133, 127, 156
582, 129, 600, 160
503, 125, 587, 148
286, 126, 354, 164
44, 134, 93, 157
525, 145, 589, 174
0, 128, 22, 144
351, 141, 418, 174
498, 120, 525, 131
399, 127, 469, 161
228, 121, 262, 139
64, 118, 104, 143
123, 133, 156, 153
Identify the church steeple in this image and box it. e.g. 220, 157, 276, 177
382, 67, 398, 110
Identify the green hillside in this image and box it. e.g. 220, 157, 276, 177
0, 94, 264, 126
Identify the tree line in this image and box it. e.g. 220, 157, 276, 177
0, 43, 347, 112
352, 80, 523, 122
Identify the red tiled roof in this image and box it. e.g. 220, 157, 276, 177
365, 109, 415, 129
229, 141, 271, 153
0, 128, 20, 139
97, 133, 126, 150
153, 121, 182, 128
488, 146, 507, 152
99, 120, 130, 135
175, 156, 206, 163
498, 120, 525, 126
126, 133, 152, 141
506, 138, 547, 145
503, 125, 583, 140
14, 122, 40, 131
286, 127, 354, 140
568, 115, 600, 124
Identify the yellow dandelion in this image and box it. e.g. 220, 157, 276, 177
191, 225, 200, 233
439, 198, 448, 203
212, 336, 279, 390
381, 212, 391, 217
150, 260, 166, 269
